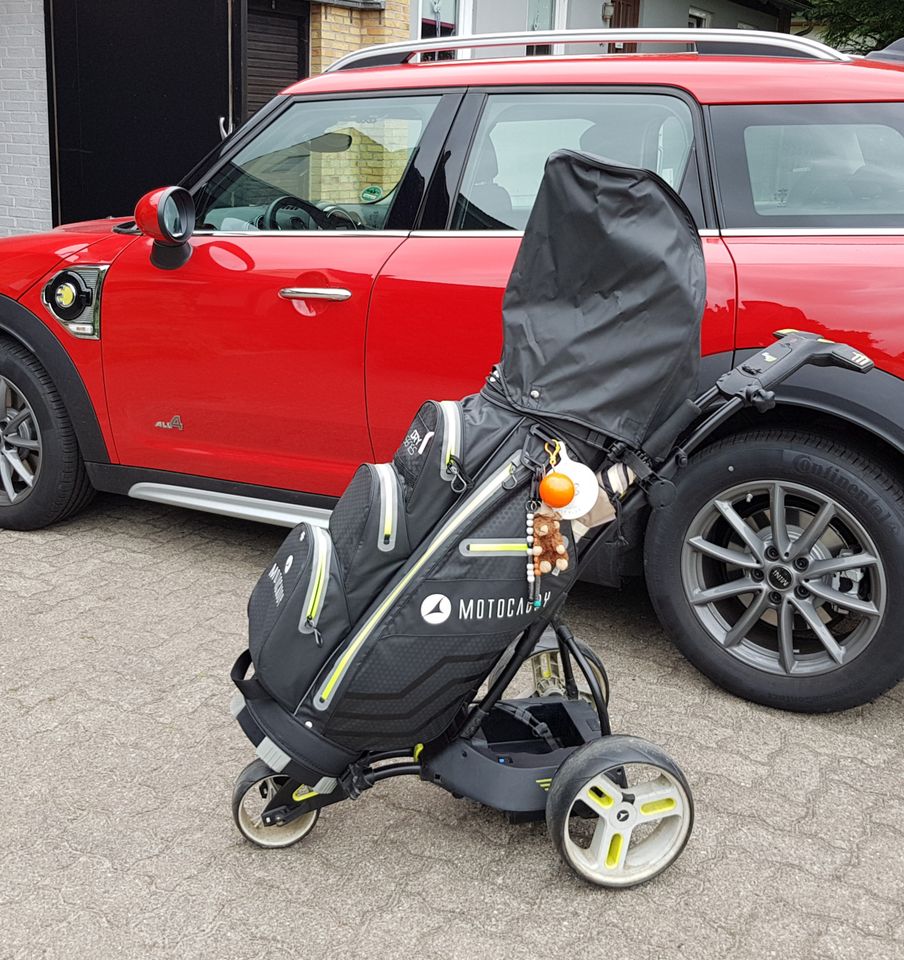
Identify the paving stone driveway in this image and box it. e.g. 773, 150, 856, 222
2, 495, 903, 960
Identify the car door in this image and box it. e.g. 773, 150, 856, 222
102, 91, 454, 497
709, 101, 904, 382
366, 88, 737, 458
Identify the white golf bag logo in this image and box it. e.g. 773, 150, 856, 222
420, 593, 452, 625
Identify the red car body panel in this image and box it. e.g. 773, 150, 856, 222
726, 237, 904, 376
286, 56, 904, 105
101, 233, 407, 494
367, 235, 737, 460
11, 228, 140, 460
0, 224, 122, 299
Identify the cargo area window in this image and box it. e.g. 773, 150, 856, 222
712, 102, 904, 229
193, 95, 441, 231
452, 92, 697, 230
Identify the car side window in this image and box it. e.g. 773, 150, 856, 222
194, 95, 441, 231
711, 102, 904, 229
452, 92, 698, 231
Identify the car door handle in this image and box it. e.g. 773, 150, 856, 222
278, 287, 352, 302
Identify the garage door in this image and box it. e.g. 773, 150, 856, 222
246, 0, 309, 117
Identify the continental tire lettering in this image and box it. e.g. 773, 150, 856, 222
788, 454, 898, 534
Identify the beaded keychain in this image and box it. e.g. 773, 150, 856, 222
526, 441, 574, 606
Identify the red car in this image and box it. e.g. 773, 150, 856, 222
2, 28, 904, 711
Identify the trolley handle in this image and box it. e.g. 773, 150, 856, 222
717, 330, 874, 408
643, 331, 875, 468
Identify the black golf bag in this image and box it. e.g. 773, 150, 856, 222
231, 150, 706, 787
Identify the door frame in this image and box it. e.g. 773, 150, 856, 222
414, 84, 719, 233
185, 88, 466, 236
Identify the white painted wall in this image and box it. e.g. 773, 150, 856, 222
411, 0, 781, 37
0, 0, 52, 236
639, 0, 777, 30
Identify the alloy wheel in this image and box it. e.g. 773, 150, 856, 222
0, 374, 42, 505
681, 480, 885, 677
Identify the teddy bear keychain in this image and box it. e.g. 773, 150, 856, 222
526, 441, 574, 606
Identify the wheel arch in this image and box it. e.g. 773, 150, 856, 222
581, 364, 904, 587
710, 365, 904, 481
0, 294, 109, 463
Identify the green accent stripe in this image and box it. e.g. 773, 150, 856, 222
468, 542, 529, 553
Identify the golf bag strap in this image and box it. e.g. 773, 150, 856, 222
494, 702, 558, 750
231, 649, 268, 701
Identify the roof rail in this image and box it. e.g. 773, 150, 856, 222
326, 28, 850, 72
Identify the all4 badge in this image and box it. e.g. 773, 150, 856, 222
154, 414, 184, 431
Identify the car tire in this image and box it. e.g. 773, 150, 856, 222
0, 337, 94, 530
644, 428, 904, 712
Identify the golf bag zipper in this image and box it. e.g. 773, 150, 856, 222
311, 453, 525, 711
374, 463, 398, 553
300, 526, 331, 646
439, 401, 463, 485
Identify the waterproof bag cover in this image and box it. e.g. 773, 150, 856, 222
495, 149, 706, 448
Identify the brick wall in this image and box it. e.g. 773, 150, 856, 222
0, 0, 52, 236
310, 1, 411, 74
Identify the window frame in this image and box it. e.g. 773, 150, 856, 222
185, 88, 465, 237
708, 101, 904, 233
416, 84, 715, 233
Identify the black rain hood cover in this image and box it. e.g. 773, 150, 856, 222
493, 149, 706, 449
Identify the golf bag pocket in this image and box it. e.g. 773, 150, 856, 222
329, 462, 411, 623
248, 523, 351, 712
393, 400, 465, 543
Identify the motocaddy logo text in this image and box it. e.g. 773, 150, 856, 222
460, 592, 551, 621
420, 591, 553, 624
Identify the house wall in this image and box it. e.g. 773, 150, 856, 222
0, 0, 52, 236
408, 0, 781, 39
640, 0, 778, 30
310, 1, 411, 74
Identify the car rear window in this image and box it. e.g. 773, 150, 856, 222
711, 102, 904, 229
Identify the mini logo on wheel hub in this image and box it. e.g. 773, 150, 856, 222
768, 566, 793, 590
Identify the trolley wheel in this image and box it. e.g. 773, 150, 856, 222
231, 758, 320, 849
546, 735, 693, 888
488, 635, 609, 704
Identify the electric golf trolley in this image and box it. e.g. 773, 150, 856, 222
228, 151, 875, 888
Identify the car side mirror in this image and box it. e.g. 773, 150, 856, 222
134, 186, 195, 270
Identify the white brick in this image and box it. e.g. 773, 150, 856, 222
0, 0, 52, 235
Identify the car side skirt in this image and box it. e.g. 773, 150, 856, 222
86, 463, 336, 528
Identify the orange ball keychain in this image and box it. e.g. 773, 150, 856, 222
539, 441, 575, 509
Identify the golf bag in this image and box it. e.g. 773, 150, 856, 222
232, 149, 706, 784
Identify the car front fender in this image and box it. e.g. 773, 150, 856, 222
0, 294, 109, 463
